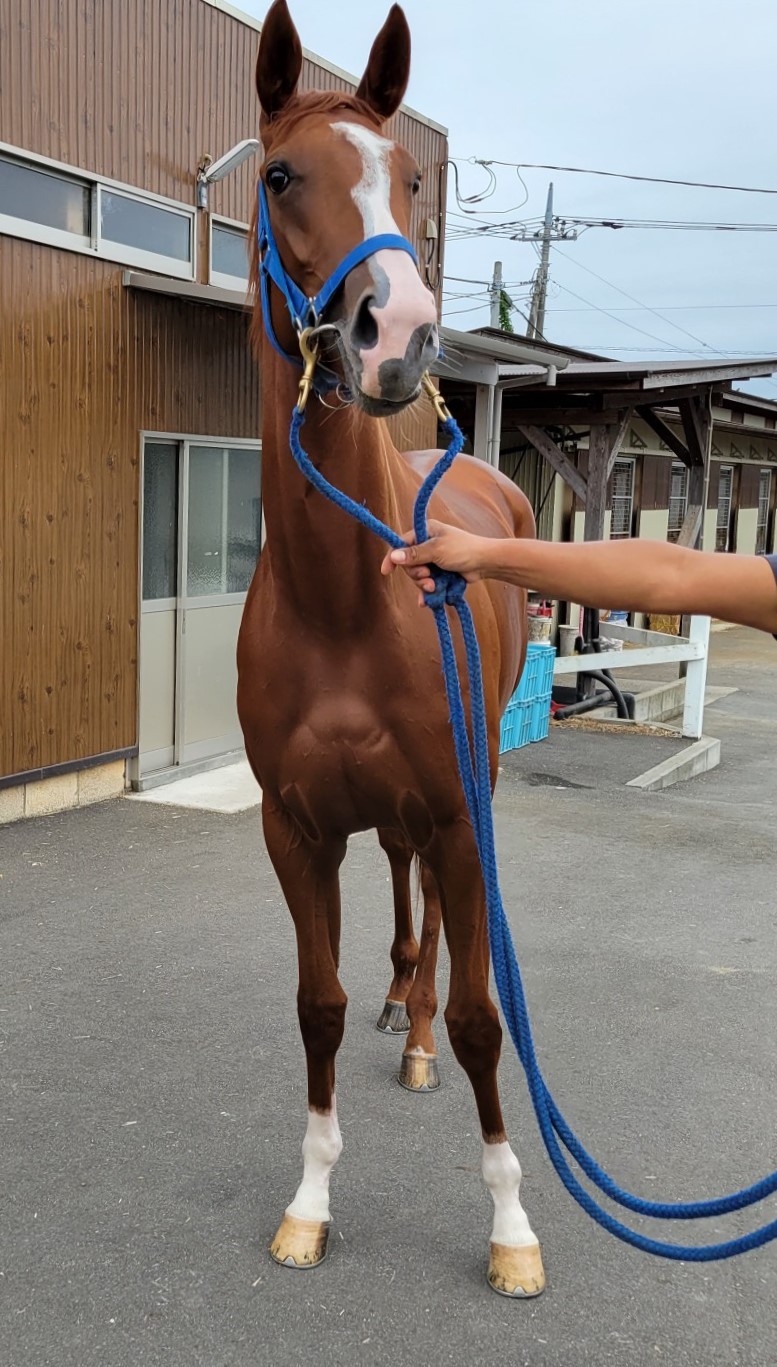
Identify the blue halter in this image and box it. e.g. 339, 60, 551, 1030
257, 181, 419, 394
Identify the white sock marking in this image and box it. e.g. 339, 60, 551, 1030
482, 1140, 538, 1247
286, 1099, 343, 1225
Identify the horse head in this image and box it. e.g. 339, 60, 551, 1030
254, 0, 439, 416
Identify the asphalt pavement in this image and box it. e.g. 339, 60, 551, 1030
1, 628, 775, 1367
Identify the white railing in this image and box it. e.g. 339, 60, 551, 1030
552, 615, 711, 740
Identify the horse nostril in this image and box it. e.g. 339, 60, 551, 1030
351, 295, 379, 351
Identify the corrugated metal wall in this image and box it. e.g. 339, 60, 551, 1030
0, 0, 447, 268
0, 240, 260, 778
0, 0, 448, 779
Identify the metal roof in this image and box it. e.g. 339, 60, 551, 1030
496, 357, 777, 390
439, 326, 571, 371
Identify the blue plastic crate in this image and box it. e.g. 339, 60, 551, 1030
499, 642, 556, 754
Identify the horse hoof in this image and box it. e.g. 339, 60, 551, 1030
397, 1051, 440, 1092
487, 1241, 545, 1298
376, 998, 410, 1034
269, 1215, 330, 1269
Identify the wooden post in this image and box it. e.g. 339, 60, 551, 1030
584, 413, 630, 540
472, 384, 494, 462
677, 392, 713, 550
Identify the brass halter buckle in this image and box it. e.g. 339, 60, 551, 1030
297, 327, 320, 414
422, 373, 452, 424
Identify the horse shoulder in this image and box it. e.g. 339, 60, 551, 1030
400, 448, 536, 540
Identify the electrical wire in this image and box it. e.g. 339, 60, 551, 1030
550, 243, 721, 354
455, 158, 777, 197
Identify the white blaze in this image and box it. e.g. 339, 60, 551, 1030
333, 122, 399, 236
332, 121, 438, 398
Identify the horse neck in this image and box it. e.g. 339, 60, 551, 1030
260, 342, 403, 632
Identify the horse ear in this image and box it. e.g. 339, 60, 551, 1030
355, 4, 411, 122
256, 0, 303, 120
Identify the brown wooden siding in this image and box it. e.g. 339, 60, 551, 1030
0, 1, 446, 779
739, 463, 763, 508
1, 0, 447, 285
641, 455, 671, 510
0, 240, 260, 778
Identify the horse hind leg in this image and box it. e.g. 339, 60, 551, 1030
426, 827, 545, 1298
376, 828, 418, 1035
262, 798, 347, 1271
397, 859, 442, 1093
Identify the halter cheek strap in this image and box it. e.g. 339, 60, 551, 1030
257, 182, 419, 392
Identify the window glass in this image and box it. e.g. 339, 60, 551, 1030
226, 448, 261, 592
143, 443, 179, 600
212, 223, 249, 283
0, 155, 90, 236
101, 189, 190, 261
187, 445, 261, 597
187, 447, 225, 596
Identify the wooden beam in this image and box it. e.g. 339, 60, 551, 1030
606, 409, 633, 478
677, 393, 713, 551
638, 406, 693, 466
583, 412, 632, 540
676, 500, 704, 548
680, 391, 713, 467
514, 423, 588, 505
584, 424, 610, 541
505, 407, 625, 426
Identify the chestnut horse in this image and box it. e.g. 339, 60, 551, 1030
237, 0, 542, 1297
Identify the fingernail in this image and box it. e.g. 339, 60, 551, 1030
392, 550, 406, 563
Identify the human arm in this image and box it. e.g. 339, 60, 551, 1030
381, 521, 777, 635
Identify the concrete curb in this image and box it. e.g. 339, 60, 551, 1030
626, 736, 721, 793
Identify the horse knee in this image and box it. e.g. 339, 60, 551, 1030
444, 997, 502, 1076
298, 987, 347, 1058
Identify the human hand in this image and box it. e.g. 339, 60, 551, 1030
380, 519, 489, 603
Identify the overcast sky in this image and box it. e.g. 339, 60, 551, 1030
239, 0, 777, 396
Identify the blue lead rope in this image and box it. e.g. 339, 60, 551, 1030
289, 402, 777, 1262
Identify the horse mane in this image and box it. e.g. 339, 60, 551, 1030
248, 91, 384, 356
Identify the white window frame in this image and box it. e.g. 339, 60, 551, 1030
96, 183, 194, 280
609, 457, 635, 540
756, 467, 772, 556
716, 465, 733, 552
209, 213, 251, 292
0, 140, 196, 280
667, 461, 689, 543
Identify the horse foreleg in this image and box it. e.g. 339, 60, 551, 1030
426, 827, 545, 1299
398, 859, 442, 1092
262, 798, 347, 1270
376, 828, 419, 1035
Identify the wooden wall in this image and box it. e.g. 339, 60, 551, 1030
0, 242, 260, 778
0, 0, 447, 780
0, 0, 447, 284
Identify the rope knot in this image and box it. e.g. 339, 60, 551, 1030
423, 568, 467, 610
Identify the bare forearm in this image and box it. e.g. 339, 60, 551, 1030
479, 537, 777, 633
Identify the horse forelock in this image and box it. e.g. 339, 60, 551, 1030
262, 90, 383, 143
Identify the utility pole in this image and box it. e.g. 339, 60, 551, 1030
489, 260, 503, 328
527, 182, 553, 340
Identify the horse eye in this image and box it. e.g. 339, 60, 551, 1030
412, 173, 422, 196
266, 164, 291, 195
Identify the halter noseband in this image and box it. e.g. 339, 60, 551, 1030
257, 181, 419, 400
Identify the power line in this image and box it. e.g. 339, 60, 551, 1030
546, 302, 777, 313
551, 242, 720, 354
551, 279, 690, 352
454, 158, 777, 196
